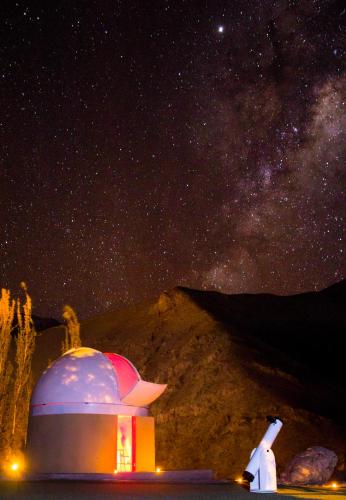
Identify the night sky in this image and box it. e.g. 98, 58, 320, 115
1, 1, 345, 319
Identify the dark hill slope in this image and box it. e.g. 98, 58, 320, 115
32, 315, 60, 332
177, 281, 346, 386
33, 282, 346, 479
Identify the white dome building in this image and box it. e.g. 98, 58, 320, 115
26, 347, 167, 474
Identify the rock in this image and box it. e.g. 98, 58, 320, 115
280, 446, 338, 485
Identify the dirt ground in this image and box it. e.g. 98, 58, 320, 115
0, 481, 345, 499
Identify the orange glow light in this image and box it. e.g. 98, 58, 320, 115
235, 477, 243, 484
113, 469, 118, 474
156, 467, 161, 473
11, 463, 19, 471
324, 481, 338, 489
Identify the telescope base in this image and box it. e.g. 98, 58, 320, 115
250, 490, 276, 494
249, 448, 277, 494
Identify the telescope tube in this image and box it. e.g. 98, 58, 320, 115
243, 416, 283, 482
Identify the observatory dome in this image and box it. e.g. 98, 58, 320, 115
30, 347, 166, 417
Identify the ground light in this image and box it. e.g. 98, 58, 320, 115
323, 481, 338, 489
235, 477, 243, 484
156, 467, 162, 473
5, 459, 24, 478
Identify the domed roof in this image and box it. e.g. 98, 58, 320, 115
31, 347, 166, 416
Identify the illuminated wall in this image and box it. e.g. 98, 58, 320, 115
133, 416, 155, 472
27, 414, 118, 473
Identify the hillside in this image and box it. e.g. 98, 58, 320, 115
33, 281, 346, 478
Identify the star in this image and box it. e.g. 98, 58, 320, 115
218, 26, 224, 33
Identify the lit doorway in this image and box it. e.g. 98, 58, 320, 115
117, 415, 133, 471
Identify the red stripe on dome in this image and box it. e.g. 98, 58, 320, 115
103, 353, 139, 399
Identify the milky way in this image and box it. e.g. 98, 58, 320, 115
1, 1, 345, 318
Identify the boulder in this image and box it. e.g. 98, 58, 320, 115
280, 446, 338, 485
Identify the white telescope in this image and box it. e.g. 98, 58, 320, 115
242, 415, 283, 493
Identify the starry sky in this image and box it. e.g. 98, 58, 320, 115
1, 1, 345, 319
